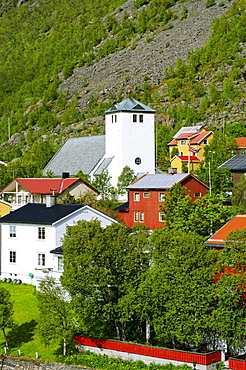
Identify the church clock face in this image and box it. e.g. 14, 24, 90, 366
135, 157, 141, 165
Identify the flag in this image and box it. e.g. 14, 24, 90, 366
188, 146, 200, 153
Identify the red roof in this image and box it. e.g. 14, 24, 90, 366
206, 215, 246, 247
189, 131, 212, 144
174, 156, 202, 162
235, 137, 246, 148
168, 139, 178, 146
175, 132, 198, 140
8, 178, 83, 194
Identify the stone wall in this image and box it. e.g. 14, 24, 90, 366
0, 356, 89, 370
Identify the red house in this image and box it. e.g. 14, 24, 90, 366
117, 173, 209, 229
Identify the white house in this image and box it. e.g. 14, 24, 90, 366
43, 97, 156, 188
0, 199, 118, 286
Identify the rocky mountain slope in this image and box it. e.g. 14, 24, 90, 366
59, 0, 235, 110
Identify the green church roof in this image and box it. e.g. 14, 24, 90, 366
104, 97, 155, 114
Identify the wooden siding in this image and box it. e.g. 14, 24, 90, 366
229, 358, 246, 370
74, 336, 221, 366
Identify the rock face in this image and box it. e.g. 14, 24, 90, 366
58, 0, 235, 110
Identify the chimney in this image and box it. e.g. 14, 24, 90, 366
168, 167, 177, 175
46, 189, 57, 207
62, 172, 69, 179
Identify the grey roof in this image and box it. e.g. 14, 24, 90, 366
104, 97, 155, 114
173, 125, 204, 138
43, 135, 105, 176
219, 155, 246, 171
0, 203, 85, 225
94, 157, 114, 176
127, 173, 191, 189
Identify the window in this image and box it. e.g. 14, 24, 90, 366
134, 212, 139, 222
9, 251, 16, 263
38, 227, 45, 240
159, 193, 165, 202
180, 140, 186, 146
194, 192, 201, 197
134, 193, 140, 201
179, 151, 184, 156
159, 212, 165, 222
9, 225, 16, 238
135, 157, 141, 165
143, 193, 149, 198
58, 256, 63, 271
133, 114, 137, 122
115, 114, 117, 123
139, 114, 143, 123
140, 212, 144, 222
111, 115, 114, 123
38, 253, 45, 266
203, 139, 208, 145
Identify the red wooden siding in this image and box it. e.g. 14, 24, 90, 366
74, 336, 220, 365
229, 358, 246, 370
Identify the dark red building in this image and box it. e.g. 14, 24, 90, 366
117, 173, 209, 229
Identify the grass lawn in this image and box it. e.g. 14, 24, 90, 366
0, 281, 60, 361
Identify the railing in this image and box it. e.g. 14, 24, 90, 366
74, 336, 221, 366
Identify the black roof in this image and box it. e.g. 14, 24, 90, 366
219, 155, 246, 171
114, 202, 129, 211
50, 246, 63, 254
0, 203, 85, 225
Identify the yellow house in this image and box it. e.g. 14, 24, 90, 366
0, 200, 11, 217
168, 125, 213, 173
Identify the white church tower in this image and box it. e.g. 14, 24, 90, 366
103, 97, 156, 187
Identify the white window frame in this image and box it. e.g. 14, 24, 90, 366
38, 253, 45, 266
9, 250, 16, 263
203, 139, 208, 145
134, 193, 140, 201
143, 192, 149, 198
134, 212, 139, 222
180, 140, 186, 146
139, 114, 144, 123
194, 192, 201, 198
58, 256, 63, 272
133, 114, 137, 123
38, 227, 45, 240
140, 212, 144, 222
159, 212, 165, 222
159, 193, 165, 202
9, 225, 16, 238
179, 151, 184, 156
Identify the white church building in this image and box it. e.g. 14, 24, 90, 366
43, 97, 156, 187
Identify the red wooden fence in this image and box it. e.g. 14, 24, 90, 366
229, 358, 246, 370
74, 336, 221, 365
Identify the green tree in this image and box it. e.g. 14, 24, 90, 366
92, 170, 116, 200
160, 184, 233, 238
37, 277, 75, 356
212, 233, 246, 353
61, 221, 150, 342
231, 176, 246, 213
117, 166, 137, 196
139, 229, 215, 348
0, 287, 14, 350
